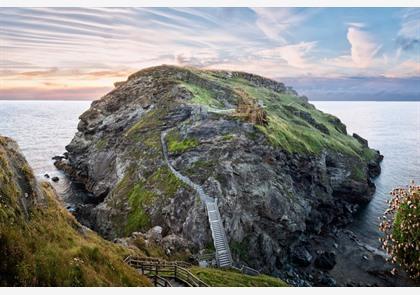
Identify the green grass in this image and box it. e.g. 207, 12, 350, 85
126, 183, 153, 234
95, 139, 107, 150
180, 82, 224, 108
189, 267, 288, 287
0, 137, 151, 286
115, 166, 183, 235
148, 166, 183, 196
222, 134, 235, 141
166, 130, 199, 154
125, 109, 163, 141
176, 68, 377, 163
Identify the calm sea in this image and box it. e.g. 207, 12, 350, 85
0, 100, 91, 199
0, 100, 419, 246
313, 101, 420, 245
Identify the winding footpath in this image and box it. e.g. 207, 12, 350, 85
160, 130, 233, 268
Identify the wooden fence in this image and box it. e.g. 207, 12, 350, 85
124, 256, 208, 287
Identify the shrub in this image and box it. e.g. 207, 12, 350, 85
379, 182, 419, 280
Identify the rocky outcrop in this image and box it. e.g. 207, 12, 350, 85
55, 65, 383, 285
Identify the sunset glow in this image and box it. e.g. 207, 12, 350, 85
1, 7, 419, 100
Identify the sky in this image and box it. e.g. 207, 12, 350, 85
0, 7, 419, 100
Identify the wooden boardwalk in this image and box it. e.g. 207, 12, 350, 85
124, 256, 208, 287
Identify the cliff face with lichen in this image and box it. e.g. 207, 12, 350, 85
0, 136, 150, 286
55, 65, 383, 285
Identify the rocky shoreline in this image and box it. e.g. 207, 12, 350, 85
51, 65, 414, 286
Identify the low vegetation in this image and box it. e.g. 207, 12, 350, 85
181, 68, 377, 162
181, 82, 224, 108
379, 182, 419, 280
166, 129, 199, 154
0, 137, 150, 286
95, 138, 108, 150
189, 267, 288, 287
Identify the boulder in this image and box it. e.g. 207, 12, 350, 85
352, 133, 368, 147
145, 226, 163, 242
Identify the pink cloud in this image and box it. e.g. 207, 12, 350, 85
0, 86, 111, 100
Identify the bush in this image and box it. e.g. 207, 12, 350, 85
379, 182, 419, 280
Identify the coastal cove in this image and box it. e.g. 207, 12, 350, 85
0, 98, 418, 286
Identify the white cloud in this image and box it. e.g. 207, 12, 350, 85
257, 42, 316, 69
397, 8, 420, 50
251, 8, 315, 43
2, 6, 419, 98
385, 60, 420, 78
346, 22, 365, 28
347, 26, 382, 68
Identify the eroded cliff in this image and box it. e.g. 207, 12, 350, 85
55, 65, 383, 284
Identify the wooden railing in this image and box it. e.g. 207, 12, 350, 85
194, 252, 216, 263
125, 256, 192, 268
152, 275, 172, 287
124, 256, 208, 287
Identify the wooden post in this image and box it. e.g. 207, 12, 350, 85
174, 265, 177, 279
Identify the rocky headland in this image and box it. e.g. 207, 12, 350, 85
53, 65, 413, 286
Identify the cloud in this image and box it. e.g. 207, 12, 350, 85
175, 49, 222, 68
281, 76, 420, 101
257, 42, 317, 69
346, 22, 365, 28
251, 8, 316, 43
323, 25, 382, 71
385, 60, 420, 78
0, 86, 110, 100
1, 7, 419, 100
347, 26, 382, 68
397, 8, 420, 51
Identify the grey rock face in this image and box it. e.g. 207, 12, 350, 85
55, 65, 383, 284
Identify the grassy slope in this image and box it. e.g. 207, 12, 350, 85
190, 267, 288, 287
0, 136, 151, 286
178, 68, 376, 162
